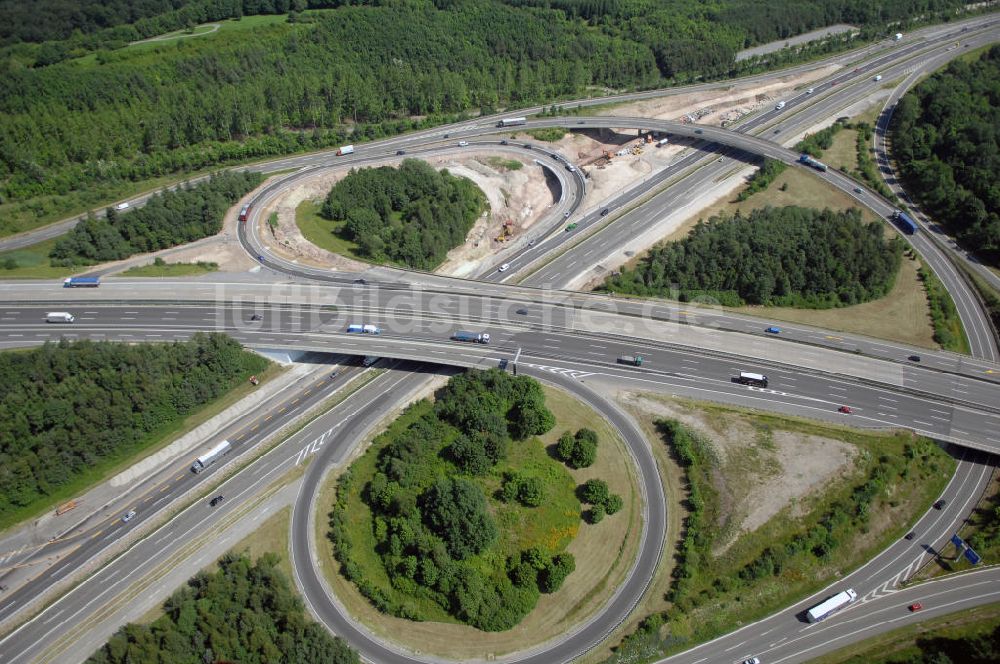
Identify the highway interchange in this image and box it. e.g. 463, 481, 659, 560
0, 13, 999, 664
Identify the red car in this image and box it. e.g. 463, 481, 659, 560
909, 602, 923, 612
838, 406, 853, 414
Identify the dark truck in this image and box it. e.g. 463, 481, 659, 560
617, 355, 643, 366
451, 330, 491, 344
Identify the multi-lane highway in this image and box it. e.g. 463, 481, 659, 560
0, 11, 999, 664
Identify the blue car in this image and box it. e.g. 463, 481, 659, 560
766, 326, 781, 334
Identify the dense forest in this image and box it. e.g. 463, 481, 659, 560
0, 0, 970, 233
49, 170, 261, 265
330, 369, 585, 632
86, 553, 359, 664
320, 159, 485, 269
0, 335, 267, 522
603, 206, 903, 308
891, 45, 1000, 264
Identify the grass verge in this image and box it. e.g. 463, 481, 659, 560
918, 263, 970, 353
0, 238, 72, 279
484, 156, 524, 171
295, 198, 365, 261
120, 260, 219, 277
524, 127, 568, 142
731, 253, 935, 347
810, 602, 1000, 663
602, 395, 955, 663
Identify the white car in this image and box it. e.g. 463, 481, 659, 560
806, 87, 814, 94
743, 658, 761, 664
121, 510, 136, 523
498, 263, 510, 272
115, 202, 129, 210
874, 75, 883, 81
458, 141, 469, 147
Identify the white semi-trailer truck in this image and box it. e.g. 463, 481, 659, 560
190, 440, 232, 474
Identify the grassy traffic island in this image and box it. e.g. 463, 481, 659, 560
299, 159, 487, 270
322, 369, 641, 658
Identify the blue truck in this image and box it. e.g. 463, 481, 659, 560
451, 330, 491, 344
798, 154, 828, 172
892, 210, 918, 234
63, 276, 100, 288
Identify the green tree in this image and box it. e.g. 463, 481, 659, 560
421, 477, 498, 560
581, 478, 610, 506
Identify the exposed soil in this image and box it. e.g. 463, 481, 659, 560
618, 392, 857, 554
432, 153, 554, 277
259, 170, 369, 272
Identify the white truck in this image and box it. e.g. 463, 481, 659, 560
656, 138, 669, 146
190, 440, 232, 474
734, 371, 768, 388
807, 589, 857, 622
336, 145, 355, 156
46, 312, 75, 323
496, 117, 527, 128
347, 323, 381, 335
775, 101, 786, 110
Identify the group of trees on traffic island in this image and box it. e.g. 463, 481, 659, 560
319, 159, 485, 269
49, 170, 262, 266
328, 369, 596, 632
0, 334, 267, 524
602, 206, 903, 308
86, 553, 358, 664
891, 45, 1000, 265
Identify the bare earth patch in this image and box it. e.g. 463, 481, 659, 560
617, 391, 856, 554
258, 170, 369, 272
432, 152, 554, 277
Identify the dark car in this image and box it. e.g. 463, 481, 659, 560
498, 358, 509, 371
210, 495, 225, 507
353, 278, 367, 285
516, 308, 528, 315
908, 355, 921, 362
500, 140, 508, 145
904, 531, 916, 540
694, 129, 704, 134
600, 208, 609, 216
396, 150, 405, 155
933, 499, 947, 510
250, 313, 263, 321
523, 143, 533, 149
443, 133, 449, 138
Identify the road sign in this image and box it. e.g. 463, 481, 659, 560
950, 534, 964, 548
964, 548, 982, 565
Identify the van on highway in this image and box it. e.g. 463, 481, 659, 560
46, 312, 75, 323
